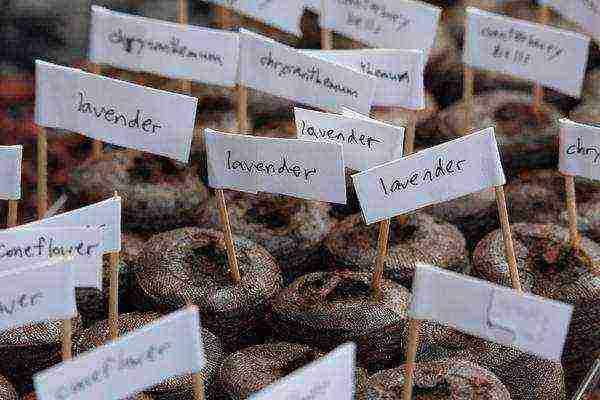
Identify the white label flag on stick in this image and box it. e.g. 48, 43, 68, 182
321, 0, 441, 56
34, 307, 204, 400
205, 0, 305, 36
19, 197, 121, 253
35, 60, 198, 163
0, 258, 76, 333
464, 7, 590, 98
538, 0, 600, 43
205, 129, 347, 204
559, 118, 600, 181
90, 6, 239, 87
0, 145, 22, 200
410, 264, 573, 361
238, 29, 376, 114
249, 343, 356, 400
294, 107, 404, 171
352, 127, 505, 224
303, 49, 426, 109
0, 228, 103, 289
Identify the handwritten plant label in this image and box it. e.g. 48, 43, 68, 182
238, 29, 376, 114
35, 60, 198, 163
321, 0, 441, 56
303, 49, 425, 109
410, 264, 573, 361
205, 0, 305, 36
205, 129, 347, 204
0, 259, 76, 333
18, 197, 121, 253
249, 343, 356, 400
90, 6, 239, 87
539, 0, 600, 43
352, 127, 505, 224
464, 7, 590, 98
294, 107, 404, 171
0, 228, 103, 289
34, 307, 204, 400
0, 145, 22, 200
559, 118, 600, 181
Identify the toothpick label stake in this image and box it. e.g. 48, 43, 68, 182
559, 118, 600, 180
35, 60, 198, 163
539, 0, 600, 42
352, 127, 505, 224
248, 343, 356, 400
90, 6, 239, 87
0, 227, 103, 288
294, 107, 404, 171
238, 29, 376, 114
464, 7, 590, 98
410, 264, 573, 361
19, 197, 122, 253
321, 0, 441, 56
0, 258, 76, 333
205, 128, 347, 204
34, 307, 204, 400
205, 0, 305, 36
303, 49, 426, 109
0, 145, 22, 201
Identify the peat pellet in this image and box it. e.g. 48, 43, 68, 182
0, 374, 17, 400
134, 227, 283, 352
75, 312, 224, 400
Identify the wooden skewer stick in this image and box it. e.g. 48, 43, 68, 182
463, 11, 474, 134
7, 200, 18, 228
494, 185, 523, 292
37, 126, 48, 219
320, 0, 333, 49
401, 318, 422, 400
237, 85, 249, 134
179, 0, 192, 94
108, 191, 121, 342
372, 218, 390, 299
564, 175, 580, 248
193, 370, 206, 400
62, 318, 72, 361
215, 4, 234, 30
89, 63, 103, 159
216, 189, 241, 284
533, 6, 550, 114
403, 110, 417, 156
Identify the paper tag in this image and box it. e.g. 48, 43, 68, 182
205, 0, 305, 36
205, 129, 347, 204
90, 6, 239, 87
0, 259, 76, 333
35, 60, 198, 163
352, 127, 505, 224
539, 0, 600, 43
0, 145, 22, 200
294, 107, 404, 171
303, 49, 425, 109
0, 228, 103, 289
34, 307, 204, 400
248, 343, 356, 400
321, 0, 441, 57
238, 29, 376, 114
559, 118, 600, 181
18, 197, 121, 254
464, 7, 590, 98
410, 264, 573, 361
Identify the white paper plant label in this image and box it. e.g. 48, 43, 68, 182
559, 118, 600, 181
352, 127, 505, 224
249, 343, 356, 400
0, 145, 22, 200
35, 60, 198, 163
205, 128, 347, 204
34, 307, 204, 400
19, 197, 121, 254
294, 107, 404, 171
90, 6, 239, 87
538, 0, 600, 43
464, 7, 590, 98
410, 264, 573, 361
205, 0, 305, 36
321, 0, 441, 56
238, 29, 376, 114
303, 49, 426, 109
0, 258, 76, 333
